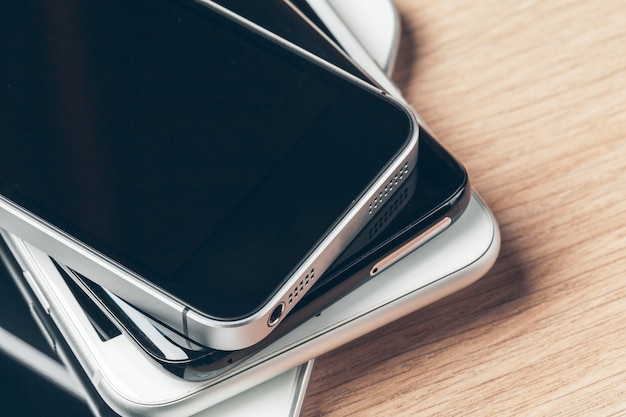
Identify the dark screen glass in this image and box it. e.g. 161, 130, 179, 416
0, 0, 413, 318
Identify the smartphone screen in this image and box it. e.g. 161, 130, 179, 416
0, 0, 415, 320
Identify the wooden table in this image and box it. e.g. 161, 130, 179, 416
302, 1, 626, 415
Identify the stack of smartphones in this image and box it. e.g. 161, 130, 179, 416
0, 0, 499, 416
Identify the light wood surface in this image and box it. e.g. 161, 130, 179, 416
302, 1, 626, 415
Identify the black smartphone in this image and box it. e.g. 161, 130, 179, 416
0, 0, 419, 350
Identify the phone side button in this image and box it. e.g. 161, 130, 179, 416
23, 269, 51, 315
370, 216, 452, 276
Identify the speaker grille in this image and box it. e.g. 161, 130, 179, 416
368, 162, 409, 215
278, 162, 410, 318
288, 268, 316, 305
365, 185, 410, 243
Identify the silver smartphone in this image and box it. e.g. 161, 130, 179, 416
0, 0, 419, 351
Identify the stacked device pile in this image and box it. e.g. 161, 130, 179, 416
0, 1, 498, 416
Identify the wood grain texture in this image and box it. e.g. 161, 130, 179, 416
301, 1, 626, 415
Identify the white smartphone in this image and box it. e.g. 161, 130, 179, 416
0, 0, 419, 351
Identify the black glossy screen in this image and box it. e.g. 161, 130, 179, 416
0, 0, 413, 318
